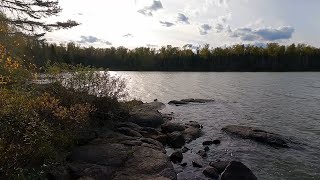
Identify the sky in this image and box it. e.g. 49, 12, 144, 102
46, 0, 320, 48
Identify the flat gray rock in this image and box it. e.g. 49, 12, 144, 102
222, 125, 289, 148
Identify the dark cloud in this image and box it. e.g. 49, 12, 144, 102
177, 13, 189, 24
215, 23, 224, 33
160, 21, 175, 27
199, 24, 212, 35
138, 0, 163, 16
230, 26, 295, 41
123, 33, 133, 38
78, 36, 112, 45
183, 44, 200, 50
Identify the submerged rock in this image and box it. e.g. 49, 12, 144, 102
219, 161, 257, 180
168, 100, 189, 105
203, 166, 219, 178
181, 98, 215, 103
222, 125, 289, 148
181, 146, 189, 153
170, 150, 183, 163
192, 160, 203, 168
204, 146, 210, 152
197, 150, 207, 158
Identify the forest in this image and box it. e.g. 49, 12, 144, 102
28, 41, 320, 71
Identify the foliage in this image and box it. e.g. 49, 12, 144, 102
0, 1, 79, 36
28, 42, 320, 71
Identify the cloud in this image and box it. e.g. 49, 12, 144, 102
78, 36, 112, 45
183, 44, 200, 50
146, 44, 158, 48
199, 24, 212, 35
177, 13, 189, 24
230, 26, 295, 41
137, 0, 163, 16
123, 33, 133, 38
215, 23, 224, 33
160, 21, 175, 27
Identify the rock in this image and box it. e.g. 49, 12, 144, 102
170, 150, 183, 163
222, 125, 289, 148
203, 166, 219, 178
168, 100, 189, 105
181, 146, 189, 153
129, 110, 165, 128
161, 122, 186, 133
68, 163, 115, 179
183, 126, 201, 142
209, 161, 230, 174
219, 161, 257, 180
192, 161, 203, 168
213, 139, 221, 145
112, 145, 177, 180
47, 166, 70, 180
180, 162, 187, 167
117, 127, 143, 137
152, 134, 168, 145
185, 121, 201, 129
167, 132, 185, 148
197, 150, 207, 158
116, 122, 142, 131
181, 98, 215, 103
204, 146, 210, 152
203, 140, 214, 146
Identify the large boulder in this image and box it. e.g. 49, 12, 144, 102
209, 161, 230, 174
129, 110, 164, 128
219, 161, 257, 180
117, 127, 143, 137
203, 166, 219, 179
183, 126, 202, 142
222, 125, 289, 148
161, 122, 186, 133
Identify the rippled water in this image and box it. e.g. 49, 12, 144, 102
113, 71, 320, 180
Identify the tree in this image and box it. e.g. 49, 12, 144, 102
0, 0, 79, 37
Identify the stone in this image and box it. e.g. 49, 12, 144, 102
183, 126, 201, 142
180, 162, 187, 167
129, 110, 165, 128
181, 98, 214, 103
192, 161, 203, 168
213, 139, 221, 145
219, 161, 257, 180
181, 146, 189, 153
185, 121, 201, 129
204, 146, 210, 152
203, 166, 219, 178
209, 161, 230, 174
167, 132, 186, 148
117, 127, 143, 137
168, 100, 189, 105
161, 122, 186, 133
203, 140, 214, 146
197, 150, 207, 158
222, 125, 289, 148
170, 150, 183, 163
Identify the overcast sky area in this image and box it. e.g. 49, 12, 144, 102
46, 0, 320, 48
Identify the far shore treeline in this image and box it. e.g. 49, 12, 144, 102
30, 42, 320, 71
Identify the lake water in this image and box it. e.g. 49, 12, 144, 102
113, 71, 320, 180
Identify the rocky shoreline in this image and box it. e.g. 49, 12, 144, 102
49, 100, 293, 180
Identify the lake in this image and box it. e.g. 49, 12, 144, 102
113, 71, 320, 180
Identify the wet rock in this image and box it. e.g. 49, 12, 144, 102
180, 162, 187, 167
170, 150, 183, 163
181, 146, 189, 153
168, 100, 189, 105
185, 121, 201, 129
203, 140, 214, 146
197, 150, 207, 158
222, 125, 289, 148
209, 161, 230, 174
204, 146, 210, 152
192, 161, 203, 168
181, 98, 215, 103
212, 139, 221, 145
183, 126, 201, 142
167, 132, 185, 148
117, 127, 142, 137
203, 166, 219, 178
161, 122, 186, 133
152, 134, 168, 145
220, 161, 257, 180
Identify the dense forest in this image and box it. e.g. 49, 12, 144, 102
27, 41, 320, 71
